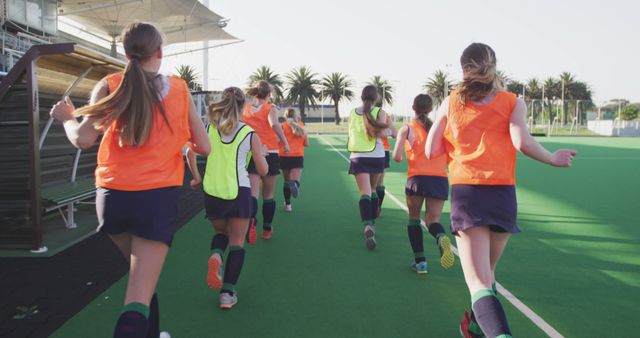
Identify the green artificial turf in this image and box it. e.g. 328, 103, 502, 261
53, 135, 640, 337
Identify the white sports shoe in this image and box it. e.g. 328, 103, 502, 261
284, 203, 292, 212
219, 292, 238, 309
364, 225, 376, 250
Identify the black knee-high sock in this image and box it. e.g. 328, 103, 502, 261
358, 195, 373, 225
221, 246, 245, 295
210, 234, 229, 258
146, 294, 159, 338
370, 192, 379, 222
407, 219, 425, 263
114, 302, 149, 338
262, 199, 276, 230
427, 222, 446, 241
471, 289, 512, 338
283, 184, 291, 204
251, 197, 258, 220
376, 185, 385, 207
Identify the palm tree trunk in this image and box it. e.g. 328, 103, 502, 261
333, 97, 340, 125
300, 101, 306, 121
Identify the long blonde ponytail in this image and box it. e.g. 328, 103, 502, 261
208, 87, 245, 135
284, 108, 305, 136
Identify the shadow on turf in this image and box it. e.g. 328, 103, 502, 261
0, 167, 206, 338
519, 212, 602, 221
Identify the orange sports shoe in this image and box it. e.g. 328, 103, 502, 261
247, 219, 257, 245
206, 253, 223, 290
261, 228, 273, 240
459, 311, 485, 338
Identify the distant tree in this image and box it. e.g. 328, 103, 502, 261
526, 78, 542, 100
368, 75, 394, 106
600, 99, 629, 118
620, 105, 639, 120
320, 72, 354, 125
567, 81, 594, 124
175, 65, 202, 91
285, 66, 320, 120
525, 78, 543, 123
543, 77, 560, 121
248, 65, 285, 104
506, 80, 524, 97
505, 74, 594, 125
424, 70, 453, 106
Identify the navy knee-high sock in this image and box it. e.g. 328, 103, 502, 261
221, 246, 245, 295
427, 222, 446, 241
146, 294, 159, 338
262, 199, 276, 230
370, 192, 379, 222
358, 195, 373, 225
114, 302, 149, 338
283, 184, 291, 204
376, 185, 385, 207
407, 219, 425, 263
470, 283, 497, 334
471, 289, 512, 338
210, 234, 229, 258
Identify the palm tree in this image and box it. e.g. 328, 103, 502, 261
248, 65, 285, 104
526, 78, 542, 122
175, 65, 202, 91
526, 78, 541, 100
285, 66, 320, 120
320, 72, 354, 125
368, 75, 394, 106
497, 70, 511, 85
424, 70, 452, 106
543, 77, 560, 122
559, 72, 576, 124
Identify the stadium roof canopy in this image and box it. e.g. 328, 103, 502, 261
58, 0, 237, 50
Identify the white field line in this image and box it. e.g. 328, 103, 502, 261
318, 135, 563, 338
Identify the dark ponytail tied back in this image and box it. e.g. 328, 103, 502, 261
413, 94, 433, 131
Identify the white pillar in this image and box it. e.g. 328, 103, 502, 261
202, 0, 210, 91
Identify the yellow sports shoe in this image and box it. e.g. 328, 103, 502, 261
438, 236, 455, 269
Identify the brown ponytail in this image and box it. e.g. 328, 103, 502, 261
361, 85, 389, 139
246, 80, 272, 99
74, 22, 170, 147
412, 94, 433, 131
456, 42, 504, 105
208, 87, 246, 135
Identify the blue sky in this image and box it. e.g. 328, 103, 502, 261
158, 0, 639, 116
